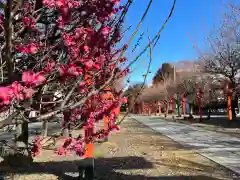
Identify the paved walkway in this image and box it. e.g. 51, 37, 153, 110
131, 115, 240, 176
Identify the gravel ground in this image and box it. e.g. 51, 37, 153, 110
0, 117, 237, 180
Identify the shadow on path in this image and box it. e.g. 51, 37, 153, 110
0, 156, 227, 180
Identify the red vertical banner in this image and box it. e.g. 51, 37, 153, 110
228, 95, 232, 120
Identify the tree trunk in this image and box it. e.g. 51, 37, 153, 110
41, 120, 48, 137
231, 99, 236, 121
15, 122, 29, 151
4, 0, 14, 82
176, 100, 181, 117
238, 97, 240, 115
62, 111, 71, 137
189, 103, 194, 119
13, 120, 32, 166
5, 120, 32, 167
164, 102, 168, 118
207, 107, 211, 120
208, 90, 212, 120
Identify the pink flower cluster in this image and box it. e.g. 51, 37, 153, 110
15, 43, 40, 54
22, 71, 46, 87
0, 0, 130, 157
0, 82, 35, 106
56, 137, 83, 156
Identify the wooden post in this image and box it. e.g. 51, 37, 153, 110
81, 127, 94, 180
226, 83, 233, 121
228, 95, 232, 121
84, 127, 94, 158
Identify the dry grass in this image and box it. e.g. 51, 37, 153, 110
0, 117, 236, 180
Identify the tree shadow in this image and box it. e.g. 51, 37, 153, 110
169, 114, 240, 129
0, 156, 231, 180
200, 116, 240, 129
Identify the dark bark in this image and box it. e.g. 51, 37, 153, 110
207, 107, 211, 120
4, 0, 14, 82
41, 120, 48, 137
0, 111, 20, 129
176, 101, 181, 117
35, 0, 43, 10
188, 103, 194, 119
15, 120, 29, 156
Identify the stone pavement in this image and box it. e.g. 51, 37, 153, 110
131, 115, 240, 176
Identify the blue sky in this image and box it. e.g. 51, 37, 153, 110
121, 0, 235, 85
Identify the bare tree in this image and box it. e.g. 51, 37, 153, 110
200, 2, 240, 120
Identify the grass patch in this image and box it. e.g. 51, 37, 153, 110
93, 150, 104, 158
